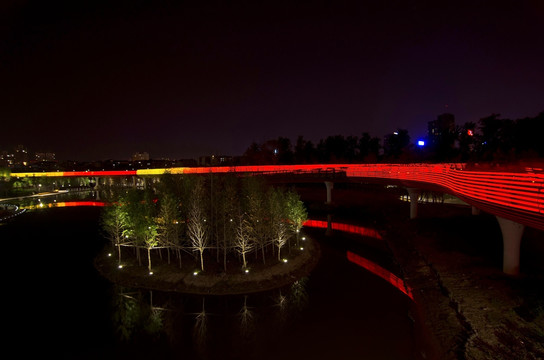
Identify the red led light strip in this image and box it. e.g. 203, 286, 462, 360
12, 163, 544, 230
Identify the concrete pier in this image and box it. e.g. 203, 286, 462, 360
496, 216, 525, 276
325, 181, 334, 205
326, 214, 333, 236
407, 188, 421, 219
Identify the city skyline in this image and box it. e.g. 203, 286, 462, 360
2, 1, 543, 161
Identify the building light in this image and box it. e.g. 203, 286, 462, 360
467, 129, 474, 136
417, 140, 425, 147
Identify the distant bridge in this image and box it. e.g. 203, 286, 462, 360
12, 163, 544, 275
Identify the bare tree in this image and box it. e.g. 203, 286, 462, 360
187, 178, 209, 271
219, 176, 238, 271
156, 192, 181, 264
234, 214, 255, 269
269, 188, 289, 260
244, 177, 269, 263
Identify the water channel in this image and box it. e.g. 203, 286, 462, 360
2, 189, 422, 359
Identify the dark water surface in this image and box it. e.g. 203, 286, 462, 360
3, 201, 419, 359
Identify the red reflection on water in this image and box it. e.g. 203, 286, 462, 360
60, 201, 106, 207
303, 219, 383, 240
347, 251, 414, 301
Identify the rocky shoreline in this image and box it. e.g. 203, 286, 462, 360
383, 203, 544, 360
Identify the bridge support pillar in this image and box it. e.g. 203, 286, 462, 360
326, 214, 333, 236
407, 188, 420, 219
496, 216, 525, 276
324, 181, 334, 205
471, 206, 481, 215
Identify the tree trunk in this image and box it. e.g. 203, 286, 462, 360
261, 244, 266, 265
223, 242, 227, 272
277, 245, 281, 261
242, 252, 247, 269
200, 249, 205, 271
147, 247, 152, 272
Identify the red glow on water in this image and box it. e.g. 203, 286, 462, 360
61, 201, 106, 207
303, 219, 383, 240
347, 251, 414, 301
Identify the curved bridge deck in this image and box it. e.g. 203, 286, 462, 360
12, 163, 544, 231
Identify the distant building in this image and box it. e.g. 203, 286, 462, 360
14, 145, 29, 165
426, 113, 458, 160
428, 113, 455, 147
35, 152, 56, 162
0, 151, 14, 167
131, 152, 150, 161
198, 155, 234, 166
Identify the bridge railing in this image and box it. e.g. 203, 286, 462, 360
11, 163, 544, 229
345, 163, 544, 220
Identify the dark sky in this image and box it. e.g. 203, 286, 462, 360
2, 1, 543, 161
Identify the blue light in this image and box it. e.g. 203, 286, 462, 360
417, 140, 425, 147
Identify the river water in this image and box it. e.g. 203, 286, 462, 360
2, 191, 421, 359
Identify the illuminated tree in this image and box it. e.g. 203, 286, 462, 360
122, 189, 157, 267
187, 178, 209, 271
101, 202, 128, 265
235, 214, 255, 269
243, 177, 269, 264
218, 176, 238, 271
269, 188, 289, 260
144, 224, 159, 273
156, 191, 181, 264
285, 189, 308, 246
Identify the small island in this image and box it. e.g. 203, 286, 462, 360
94, 173, 319, 294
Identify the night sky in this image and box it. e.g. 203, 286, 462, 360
2, 1, 543, 161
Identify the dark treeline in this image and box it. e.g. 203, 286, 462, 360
239, 112, 544, 165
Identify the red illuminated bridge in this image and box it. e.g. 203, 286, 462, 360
13, 163, 544, 275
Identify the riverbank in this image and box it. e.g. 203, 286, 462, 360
390, 205, 544, 360
95, 237, 321, 295
301, 184, 544, 359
